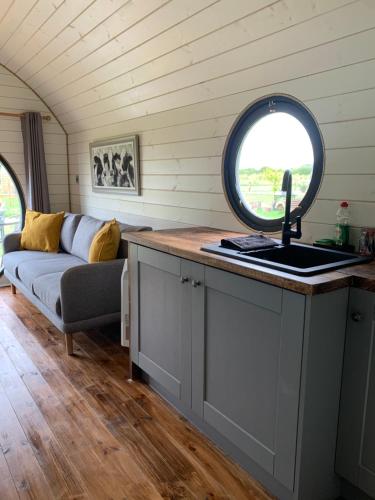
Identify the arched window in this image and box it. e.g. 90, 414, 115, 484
222, 94, 324, 232
0, 155, 25, 275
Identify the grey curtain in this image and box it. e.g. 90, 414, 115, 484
21, 112, 50, 213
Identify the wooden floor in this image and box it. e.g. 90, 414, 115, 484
0, 287, 273, 500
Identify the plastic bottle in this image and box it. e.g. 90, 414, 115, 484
335, 201, 350, 246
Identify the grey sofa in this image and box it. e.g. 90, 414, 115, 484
3, 213, 150, 354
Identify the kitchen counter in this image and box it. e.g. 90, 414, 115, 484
126, 226, 351, 499
338, 259, 375, 292
121, 226, 372, 295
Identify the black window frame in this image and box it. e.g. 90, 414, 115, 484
0, 154, 26, 276
222, 94, 324, 232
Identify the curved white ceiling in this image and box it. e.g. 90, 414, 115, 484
0, 0, 372, 137
0, 0, 232, 134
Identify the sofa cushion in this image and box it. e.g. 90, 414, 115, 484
71, 215, 104, 261
21, 210, 65, 253
32, 272, 63, 316
89, 219, 120, 263
17, 254, 85, 291
60, 213, 82, 253
3, 250, 65, 279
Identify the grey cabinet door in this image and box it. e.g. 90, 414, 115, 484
336, 288, 375, 498
130, 245, 192, 405
191, 264, 305, 491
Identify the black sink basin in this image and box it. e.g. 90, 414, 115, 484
245, 245, 356, 268
201, 242, 372, 276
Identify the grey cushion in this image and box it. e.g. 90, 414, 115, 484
60, 213, 82, 253
17, 254, 85, 291
3, 250, 64, 279
33, 272, 63, 316
70, 215, 104, 261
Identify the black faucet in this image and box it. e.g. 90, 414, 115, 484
281, 169, 302, 245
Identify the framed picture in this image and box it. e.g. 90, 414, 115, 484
90, 135, 140, 195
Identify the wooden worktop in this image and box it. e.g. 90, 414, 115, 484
337, 260, 375, 292
121, 226, 372, 295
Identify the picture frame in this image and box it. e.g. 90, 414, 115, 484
90, 135, 140, 195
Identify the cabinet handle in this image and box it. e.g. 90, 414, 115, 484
351, 311, 363, 322
180, 276, 189, 283
191, 280, 201, 288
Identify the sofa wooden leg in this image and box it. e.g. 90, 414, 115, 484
11, 284, 16, 295
65, 333, 74, 355
128, 361, 142, 382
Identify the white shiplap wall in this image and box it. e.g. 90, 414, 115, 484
0, 0, 374, 242
0, 65, 69, 213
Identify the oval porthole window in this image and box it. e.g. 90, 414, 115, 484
222, 94, 324, 232
0, 155, 25, 276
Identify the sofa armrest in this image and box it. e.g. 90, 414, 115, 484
118, 226, 152, 258
60, 259, 125, 323
3, 232, 22, 254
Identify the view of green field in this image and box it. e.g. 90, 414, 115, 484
237, 164, 313, 219
236, 111, 314, 221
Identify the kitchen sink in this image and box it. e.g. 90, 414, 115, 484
201, 242, 372, 276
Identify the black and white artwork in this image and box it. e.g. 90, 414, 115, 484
90, 135, 140, 195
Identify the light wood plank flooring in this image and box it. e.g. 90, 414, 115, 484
0, 287, 273, 500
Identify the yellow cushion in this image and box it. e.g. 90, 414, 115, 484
21, 210, 65, 253
88, 219, 120, 263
